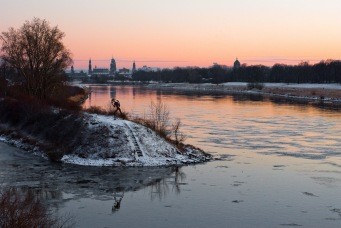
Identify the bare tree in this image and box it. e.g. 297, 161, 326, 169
0, 18, 72, 99
172, 118, 187, 145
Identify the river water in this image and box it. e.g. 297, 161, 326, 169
1, 85, 341, 227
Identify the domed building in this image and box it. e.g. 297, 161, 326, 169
234, 58, 241, 69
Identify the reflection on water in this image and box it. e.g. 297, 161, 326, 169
0, 142, 187, 215
1, 85, 341, 227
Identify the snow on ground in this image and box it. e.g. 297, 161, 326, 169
221, 82, 247, 87
220, 82, 341, 89
264, 83, 340, 89
148, 82, 341, 103
61, 114, 210, 167
150, 82, 341, 90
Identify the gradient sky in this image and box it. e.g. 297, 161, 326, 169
1, 0, 341, 69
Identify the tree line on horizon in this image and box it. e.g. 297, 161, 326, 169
132, 60, 341, 84
1, 18, 340, 87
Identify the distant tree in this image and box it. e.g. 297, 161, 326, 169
0, 18, 72, 99
115, 74, 129, 81
131, 60, 341, 84
188, 69, 202, 83
210, 65, 227, 84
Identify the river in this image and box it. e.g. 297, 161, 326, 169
1, 85, 340, 227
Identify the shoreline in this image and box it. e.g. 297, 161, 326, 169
0, 98, 211, 167
144, 82, 341, 106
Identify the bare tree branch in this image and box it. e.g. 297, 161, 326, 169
0, 18, 72, 99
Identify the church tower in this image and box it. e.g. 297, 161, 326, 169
132, 61, 136, 73
110, 58, 117, 76
88, 59, 92, 74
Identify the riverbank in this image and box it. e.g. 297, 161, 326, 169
60, 113, 211, 166
0, 98, 211, 166
146, 82, 341, 105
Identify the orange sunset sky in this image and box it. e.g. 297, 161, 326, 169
1, 0, 341, 69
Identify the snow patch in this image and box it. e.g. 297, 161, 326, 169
59, 113, 211, 167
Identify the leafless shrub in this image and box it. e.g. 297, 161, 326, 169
172, 119, 187, 146
129, 101, 171, 138
0, 187, 74, 228
148, 100, 171, 137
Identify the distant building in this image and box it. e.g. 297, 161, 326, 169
118, 68, 130, 74
132, 61, 136, 73
110, 58, 117, 75
88, 57, 116, 78
83, 58, 139, 80
234, 58, 241, 69
88, 59, 92, 74
118, 68, 131, 78
92, 67, 110, 77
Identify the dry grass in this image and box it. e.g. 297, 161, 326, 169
84, 105, 129, 120
84, 106, 108, 115
67, 94, 85, 103
130, 101, 187, 147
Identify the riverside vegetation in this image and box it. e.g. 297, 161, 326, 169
0, 187, 74, 228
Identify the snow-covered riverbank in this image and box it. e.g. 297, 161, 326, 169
61, 114, 211, 166
147, 82, 341, 104
0, 112, 211, 167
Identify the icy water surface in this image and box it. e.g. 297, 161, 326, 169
1, 85, 341, 227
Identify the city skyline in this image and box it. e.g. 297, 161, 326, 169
1, 0, 341, 68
